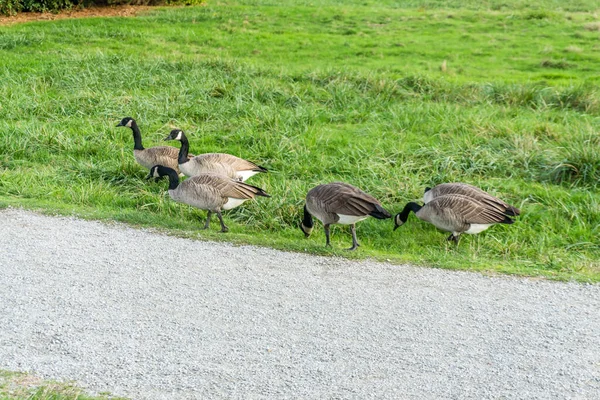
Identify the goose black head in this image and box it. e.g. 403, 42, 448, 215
393, 202, 422, 231
147, 165, 160, 180
300, 223, 313, 238
393, 213, 405, 231
300, 205, 314, 238
116, 117, 135, 128
164, 129, 185, 141
146, 165, 170, 180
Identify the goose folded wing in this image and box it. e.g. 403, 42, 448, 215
198, 153, 264, 171
189, 174, 260, 199
319, 188, 380, 216
476, 197, 512, 214
456, 198, 511, 224
147, 146, 180, 158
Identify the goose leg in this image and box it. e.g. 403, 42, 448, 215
216, 211, 229, 233
347, 224, 359, 251
447, 233, 460, 244
202, 211, 212, 230
324, 224, 331, 247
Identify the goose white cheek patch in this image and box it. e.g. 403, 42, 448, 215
126, 120, 133, 128
175, 131, 183, 140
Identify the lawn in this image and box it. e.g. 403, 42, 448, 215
0, 369, 127, 399
0, 0, 599, 281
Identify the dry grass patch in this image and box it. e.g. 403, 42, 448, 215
0, 5, 155, 25
564, 45, 583, 53
583, 21, 600, 31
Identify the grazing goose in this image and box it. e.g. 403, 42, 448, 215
394, 194, 514, 243
424, 182, 520, 216
116, 117, 190, 174
149, 165, 270, 232
164, 129, 267, 181
300, 182, 392, 250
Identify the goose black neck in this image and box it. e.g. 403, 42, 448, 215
131, 122, 144, 151
178, 134, 190, 164
165, 169, 180, 191
302, 205, 313, 228
399, 202, 422, 223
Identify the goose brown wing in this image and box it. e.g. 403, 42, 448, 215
309, 183, 382, 216
187, 173, 268, 199
195, 153, 266, 172
145, 146, 179, 165
146, 146, 180, 159
434, 194, 510, 224
432, 183, 520, 216
432, 183, 487, 198
138, 146, 181, 170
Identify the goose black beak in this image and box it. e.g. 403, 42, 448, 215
163, 136, 171, 141
116, 122, 124, 127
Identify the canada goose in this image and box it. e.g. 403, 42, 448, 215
116, 117, 191, 174
394, 194, 514, 243
424, 182, 521, 216
163, 129, 267, 181
300, 182, 392, 250
149, 165, 269, 233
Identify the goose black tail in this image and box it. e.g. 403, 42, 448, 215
241, 182, 270, 197
505, 206, 521, 217
370, 204, 392, 219
255, 165, 268, 173
501, 215, 514, 224
255, 187, 270, 197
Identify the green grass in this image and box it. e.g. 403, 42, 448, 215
0, 370, 127, 399
0, 0, 599, 281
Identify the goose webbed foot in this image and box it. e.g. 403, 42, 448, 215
345, 244, 359, 251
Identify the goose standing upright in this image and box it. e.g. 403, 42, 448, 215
300, 182, 391, 250
394, 193, 514, 243
424, 182, 520, 216
149, 165, 269, 233
164, 129, 267, 181
116, 117, 188, 174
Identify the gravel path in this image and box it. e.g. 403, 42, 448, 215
1, 208, 599, 399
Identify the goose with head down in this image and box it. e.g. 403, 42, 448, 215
300, 182, 391, 250
149, 165, 270, 233
394, 193, 514, 243
424, 182, 520, 217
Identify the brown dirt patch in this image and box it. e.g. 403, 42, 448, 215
0, 5, 156, 26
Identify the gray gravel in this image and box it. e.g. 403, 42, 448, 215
0, 208, 599, 399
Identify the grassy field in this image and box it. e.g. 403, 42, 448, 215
0, 0, 599, 281
0, 369, 127, 399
